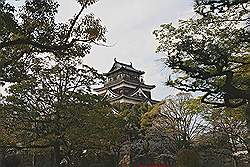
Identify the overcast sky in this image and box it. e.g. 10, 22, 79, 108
9, 0, 194, 100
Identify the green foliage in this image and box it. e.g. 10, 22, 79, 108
154, 3, 249, 108
113, 102, 153, 130
0, 0, 16, 32
0, 0, 114, 166
77, 0, 98, 6
141, 93, 209, 156
155, 1, 249, 163
194, 0, 249, 16
200, 105, 247, 152
0, 0, 106, 84
0, 53, 121, 166
140, 102, 162, 130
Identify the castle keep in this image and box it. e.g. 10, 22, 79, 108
94, 59, 158, 105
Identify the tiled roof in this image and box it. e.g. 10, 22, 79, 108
93, 79, 155, 92
104, 58, 145, 76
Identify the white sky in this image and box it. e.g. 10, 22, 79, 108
7, 0, 195, 100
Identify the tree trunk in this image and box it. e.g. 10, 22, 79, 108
53, 144, 61, 167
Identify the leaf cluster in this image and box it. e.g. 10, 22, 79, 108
0, 0, 107, 84
154, 9, 249, 107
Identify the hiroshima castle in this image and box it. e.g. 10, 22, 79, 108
94, 58, 158, 105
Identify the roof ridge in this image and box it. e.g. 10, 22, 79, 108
115, 60, 133, 68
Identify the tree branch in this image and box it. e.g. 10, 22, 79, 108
64, 4, 86, 43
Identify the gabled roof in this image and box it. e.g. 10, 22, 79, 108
99, 86, 159, 105
130, 87, 149, 98
103, 88, 120, 98
104, 58, 145, 76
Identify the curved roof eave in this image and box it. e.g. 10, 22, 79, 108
93, 80, 155, 92
104, 67, 145, 76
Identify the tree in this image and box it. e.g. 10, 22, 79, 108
0, 54, 121, 167
194, 0, 249, 16
207, 107, 247, 149
0, 1, 121, 166
141, 93, 209, 156
0, 0, 106, 84
139, 93, 249, 166
154, 1, 249, 160
201, 106, 248, 166
154, 11, 249, 108
114, 103, 152, 134
112, 103, 153, 166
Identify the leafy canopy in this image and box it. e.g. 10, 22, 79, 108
0, 54, 122, 165
154, 5, 249, 108
0, 0, 106, 84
